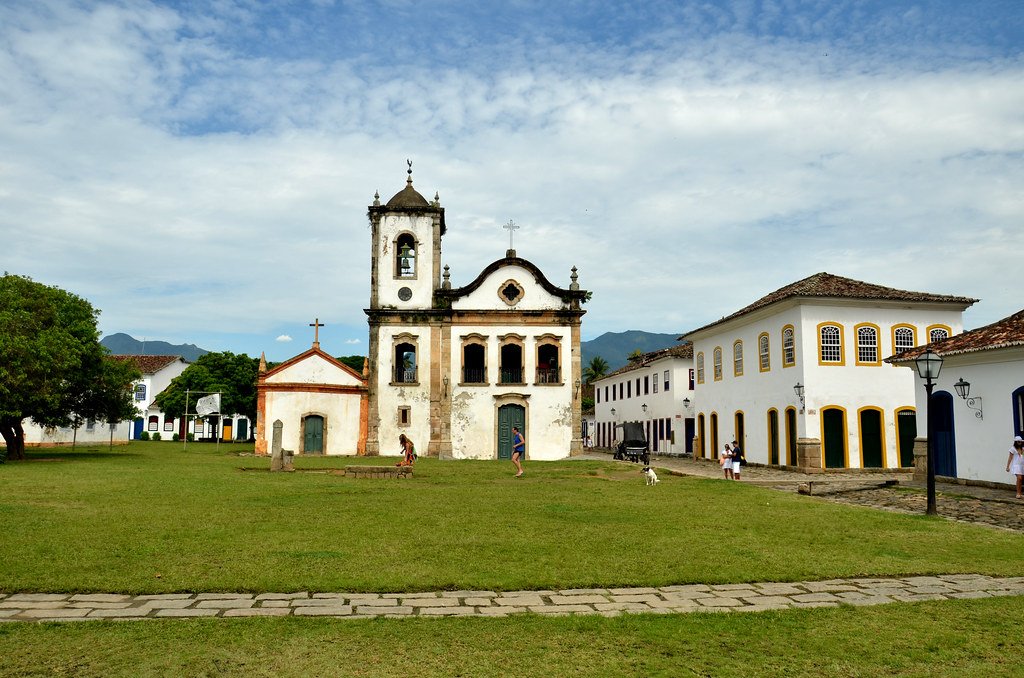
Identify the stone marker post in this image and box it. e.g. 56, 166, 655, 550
271, 420, 284, 472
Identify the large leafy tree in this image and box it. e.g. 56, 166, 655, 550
0, 274, 138, 460
154, 352, 259, 436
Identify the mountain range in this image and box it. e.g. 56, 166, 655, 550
580, 330, 684, 372
99, 330, 683, 373
100, 333, 209, 362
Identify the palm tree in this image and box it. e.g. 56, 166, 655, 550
583, 356, 610, 384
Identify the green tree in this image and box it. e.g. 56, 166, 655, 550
154, 352, 259, 438
583, 356, 610, 384
334, 355, 367, 374
0, 274, 137, 460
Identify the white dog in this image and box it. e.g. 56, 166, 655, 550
643, 466, 659, 486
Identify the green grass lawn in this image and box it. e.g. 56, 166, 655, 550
0, 442, 1021, 594
1, 598, 1021, 677
2, 442, 1022, 676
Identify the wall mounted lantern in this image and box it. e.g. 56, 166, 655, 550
953, 377, 983, 419
793, 383, 805, 413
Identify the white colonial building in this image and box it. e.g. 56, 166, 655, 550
681, 272, 976, 470
365, 168, 587, 461
592, 344, 695, 456
888, 307, 1024, 485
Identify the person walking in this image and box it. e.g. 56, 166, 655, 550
1006, 436, 1024, 498
511, 426, 525, 477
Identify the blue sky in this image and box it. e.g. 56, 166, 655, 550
2, 0, 1022, 362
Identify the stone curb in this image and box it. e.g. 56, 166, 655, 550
2, 575, 1022, 623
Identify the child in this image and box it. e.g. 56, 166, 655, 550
396, 434, 415, 467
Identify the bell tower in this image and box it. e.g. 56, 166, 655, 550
368, 162, 445, 311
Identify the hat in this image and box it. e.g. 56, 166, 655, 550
1015, 436, 1024, 442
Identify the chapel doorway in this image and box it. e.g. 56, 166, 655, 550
497, 405, 525, 460
303, 415, 324, 455
767, 409, 780, 465
785, 407, 797, 466
822, 407, 846, 468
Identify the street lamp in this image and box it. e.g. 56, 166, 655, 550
915, 349, 944, 516
793, 383, 805, 413
682, 398, 691, 409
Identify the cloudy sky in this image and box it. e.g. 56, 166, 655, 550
2, 0, 1022, 362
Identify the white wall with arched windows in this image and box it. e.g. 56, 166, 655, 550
686, 301, 968, 470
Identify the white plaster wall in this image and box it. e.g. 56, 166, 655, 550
910, 348, 1024, 484
265, 390, 362, 455
19, 419, 132, 445
593, 355, 694, 456
449, 322, 574, 460
376, 323, 433, 457
451, 266, 566, 311
690, 303, 966, 468
378, 214, 436, 310
266, 356, 361, 387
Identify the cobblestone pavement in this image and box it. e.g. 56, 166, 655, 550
2, 575, 1022, 623
580, 450, 1024, 532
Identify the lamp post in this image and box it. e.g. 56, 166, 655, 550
915, 349, 944, 516
793, 383, 805, 413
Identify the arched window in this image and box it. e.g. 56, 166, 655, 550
713, 347, 723, 381
696, 352, 705, 384
148, 415, 159, 431
499, 334, 525, 384
928, 324, 951, 343
733, 340, 744, 377
534, 335, 562, 384
461, 335, 487, 384
391, 333, 419, 384
818, 323, 844, 365
855, 323, 880, 366
892, 325, 916, 356
782, 325, 795, 367
758, 333, 770, 372
394, 233, 417, 278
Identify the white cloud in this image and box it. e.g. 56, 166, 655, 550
345, 339, 362, 345
1, 0, 1021, 362
276, 335, 292, 343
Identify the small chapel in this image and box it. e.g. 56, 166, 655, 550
256, 165, 587, 461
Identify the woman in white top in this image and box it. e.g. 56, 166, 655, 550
1006, 436, 1024, 499
721, 443, 733, 479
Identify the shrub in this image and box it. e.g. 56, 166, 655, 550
152, 432, 161, 441
172, 433, 180, 442
186, 433, 194, 442
139, 431, 150, 441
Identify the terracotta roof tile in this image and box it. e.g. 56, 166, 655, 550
886, 307, 1024, 362
681, 272, 978, 339
603, 343, 693, 379
110, 355, 186, 373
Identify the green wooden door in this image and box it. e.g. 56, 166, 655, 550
497, 405, 525, 460
786, 408, 797, 466
822, 408, 846, 468
896, 410, 916, 467
304, 415, 324, 454
860, 409, 883, 468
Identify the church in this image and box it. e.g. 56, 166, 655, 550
256, 166, 587, 461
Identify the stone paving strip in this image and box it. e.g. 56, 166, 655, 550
1, 575, 1022, 623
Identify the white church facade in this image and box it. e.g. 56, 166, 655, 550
365, 168, 587, 461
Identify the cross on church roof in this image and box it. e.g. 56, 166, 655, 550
309, 318, 324, 348
503, 219, 519, 256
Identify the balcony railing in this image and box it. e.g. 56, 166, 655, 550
462, 368, 486, 384
499, 367, 523, 384
536, 367, 561, 383
394, 367, 417, 383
